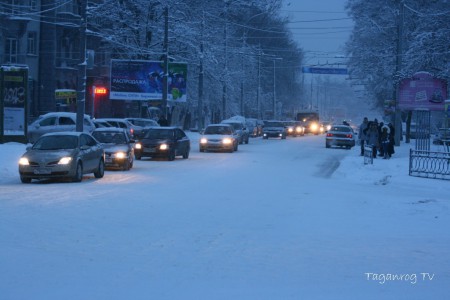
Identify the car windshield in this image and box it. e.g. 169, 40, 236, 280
331, 126, 351, 132
92, 132, 127, 144
33, 135, 78, 150
204, 126, 232, 135
144, 129, 173, 139
264, 121, 284, 127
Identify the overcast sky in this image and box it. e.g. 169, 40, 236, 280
281, 0, 353, 66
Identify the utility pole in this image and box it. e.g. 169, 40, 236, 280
222, 3, 228, 121
76, 0, 87, 132
257, 47, 261, 119
162, 6, 169, 120
393, 0, 404, 146
197, 11, 204, 130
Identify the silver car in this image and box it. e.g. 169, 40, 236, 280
199, 124, 239, 153
18, 132, 105, 183
27, 112, 96, 144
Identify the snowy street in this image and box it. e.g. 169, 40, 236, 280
0, 133, 449, 299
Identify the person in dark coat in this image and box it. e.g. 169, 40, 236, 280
388, 123, 395, 156
365, 122, 379, 158
358, 117, 369, 156
158, 115, 169, 126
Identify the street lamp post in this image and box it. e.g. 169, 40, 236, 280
272, 57, 282, 119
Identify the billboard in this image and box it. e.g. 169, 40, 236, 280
398, 72, 447, 111
1, 65, 28, 136
110, 60, 187, 102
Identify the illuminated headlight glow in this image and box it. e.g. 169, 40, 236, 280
135, 143, 142, 149
320, 126, 325, 132
326, 125, 332, 131
310, 123, 318, 131
58, 157, 72, 165
113, 152, 126, 159
295, 127, 303, 133
288, 128, 293, 133
222, 138, 232, 144
200, 138, 208, 144
159, 143, 168, 150
19, 157, 29, 165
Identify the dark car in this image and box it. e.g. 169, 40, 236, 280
325, 125, 356, 149
199, 124, 239, 153
92, 128, 134, 170
18, 132, 105, 183
134, 127, 190, 161
262, 120, 287, 139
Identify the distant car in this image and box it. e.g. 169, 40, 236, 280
18, 132, 105, 183
126, 118, 160, 139
303, 120, 323, 135
221, 120, 250, 144
134, 127, 190, 161
96, 118, 142, 139
199, 124, 239, 153
93, 119, 114, 128
27, 112, 95, 144
325, 125, 356, 149
262, 120, 287, 139
284, 121, 305, 137
92, 128, 134, 170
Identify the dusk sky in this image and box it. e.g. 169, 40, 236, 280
281, 0, 353, 66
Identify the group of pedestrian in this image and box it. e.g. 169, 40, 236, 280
358, 117, 395, 159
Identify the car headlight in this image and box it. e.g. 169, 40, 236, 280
295, 127, 302, 133
135, 143, 142, 149
326, 125, 332, 131
310, 123, 318, 131
19, 157, 29, 165
58, 157, 72, 165
288, 128, 293, 132
200, 138, 208, 144
222, 138, 232, 144
159, 143, 168, 150
113, 152, 126, 159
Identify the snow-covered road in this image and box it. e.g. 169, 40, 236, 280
0, 134, 448, 299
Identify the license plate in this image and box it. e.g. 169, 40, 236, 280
34, 168, 51, 175
144, 147, 156, 153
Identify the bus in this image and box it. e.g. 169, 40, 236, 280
296, 111, 323, 134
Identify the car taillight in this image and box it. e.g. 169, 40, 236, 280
130, 128, 134, 135
326, 133, 333, 137
347, 134, 353, 138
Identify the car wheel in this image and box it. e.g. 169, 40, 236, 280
135, 154, 142, 160
263, 136, 268, 139
20, 176, 31, 184
281, 135, 286, 139
94, 159, 105, 178
168, 150, 176, 161
234, 143, 238, 151
245, 137, 249, 144
182, 150, 189, 159
199, 148, 205, 152
123, 159, 130, 171
72, 162, 83, 182
326, 143, 331, 148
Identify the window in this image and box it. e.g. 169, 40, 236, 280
5, 38, 18, 63
58, 117, 75, 125
29, 0, 37, 10
27, 32, 37, 55
39, 117, 57, 127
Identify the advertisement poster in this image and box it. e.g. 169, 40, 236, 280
110, 60, 187, 102
1, 66, 28, 135
398, 72, 447, 111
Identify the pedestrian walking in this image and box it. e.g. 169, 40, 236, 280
365, 121, 379, 158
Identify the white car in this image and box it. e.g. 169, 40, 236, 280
27, 112, 95, 144
199, 124, 239, 153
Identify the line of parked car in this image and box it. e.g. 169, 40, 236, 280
18, 112, 327, 183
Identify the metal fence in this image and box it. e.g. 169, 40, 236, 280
409, 149, 450, 180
